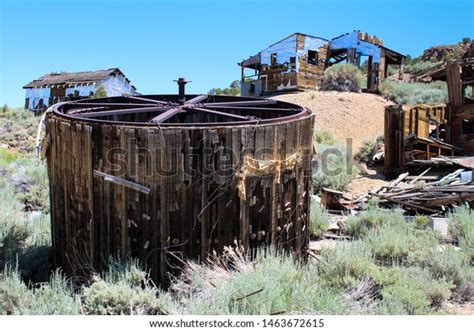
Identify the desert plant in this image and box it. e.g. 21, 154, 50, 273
428, 246, 473, 302
18, 270, 80, 315
381, 80, 447, 105
448, 206, 474, 258
82, 259, 161, 315
404, 61, 442, 74
0, 265, 32, 314
320, 64, 365, 92
364, 222, 439, 266
314, 130, 337, 145
355, 139, 377, 163
346, 207, 404, 238
165, 248, 360, 315
317, 241, 378, 289
309, 196, 329, 237
312, 144, 358, 193
378, 267, 453, 314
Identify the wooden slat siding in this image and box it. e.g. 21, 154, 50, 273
200, 130, 211, 259
283, 121, 295, 251
251, 126, 265, 249
47, 113, 313, 286
47, 119, 58, 267
75, 123, 87, 267
168, 129, 182, 266
300, 117, 313, 256
143, 128, 152, 259
213, 130, 225, 253
300, 117, 311, 256
69, 123, 78, 266
180, 130, 191, 258
231, 128, 241, 246
221, 128, 232, 247
126, 128, 138, 259
117, 127, 129, 259
189, 129, 200, 259
270, 123, 281, 247
155, 128, 165, 281
59, 121, 70, 272
91, 124, 104, 270
293, 120, 302, 257
296, 34, 327, 90
159, 130, 171, 287
447, 61, 463, 107
276, 122, 286, 247
263, 125, 275, 245
101, 125, 112, 260
109, 126, 120, 259
82, 124, 94, 265
55, 120, 62, 268
146, 128, 158, 281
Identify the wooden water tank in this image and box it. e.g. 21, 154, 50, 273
45, 93, 314, 285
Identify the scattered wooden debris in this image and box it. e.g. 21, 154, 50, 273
355, 168, 474, 214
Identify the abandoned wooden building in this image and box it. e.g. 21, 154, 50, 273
239, 31, 405, 96
327, 31, 405, 92
23, 68, 137, 112
239, 33, 328, 96
384, 44, 474, 176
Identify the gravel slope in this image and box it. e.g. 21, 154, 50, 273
273, 90, 392, 150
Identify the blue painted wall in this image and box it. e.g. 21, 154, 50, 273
261, 33, 327, 70
329, 31, 382, 63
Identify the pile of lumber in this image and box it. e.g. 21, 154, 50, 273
356, 168, 474, 214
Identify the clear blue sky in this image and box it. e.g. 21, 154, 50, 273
0, 0, 472, 107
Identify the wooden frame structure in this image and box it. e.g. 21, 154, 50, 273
384, 44, 474, 176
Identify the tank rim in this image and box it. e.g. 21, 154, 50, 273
49, 94, 312, 128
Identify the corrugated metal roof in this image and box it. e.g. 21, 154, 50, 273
23, 68, 127, 88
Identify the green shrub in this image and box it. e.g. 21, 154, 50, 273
165, 248, 361, 315
381, 80, 447, 105
0, 265, 32, 314
309, 197, 329, 238
82, 260, 161, 315
0, 110, 38, 154
0, 266, 79, 315
346, 207, 404, 238
378, 267, 453, 314
448, 206, 474, 257
317, 241, 378, 289
312, 144, 358, 193
320, 64, 365, 92
355, 139, 377, 163
314, 130, 337, 145
365, 223, 439, 266
404, 61, 442, 74
429, 246, 473, 301
18, 271, 80, 315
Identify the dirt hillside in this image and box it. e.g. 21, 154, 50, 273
273, 90, 392, 150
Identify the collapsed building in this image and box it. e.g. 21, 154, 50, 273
239, 31, 406, 96
384, 43, 474, 176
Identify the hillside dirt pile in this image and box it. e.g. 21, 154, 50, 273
272, 90, 392, 151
